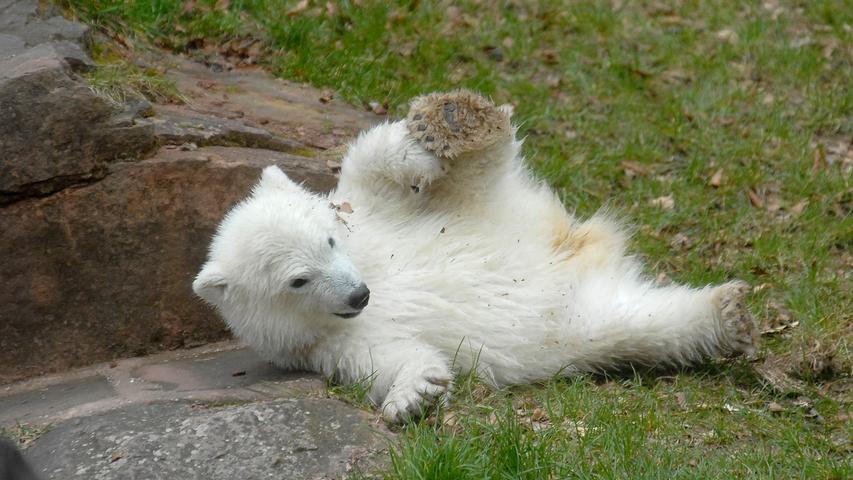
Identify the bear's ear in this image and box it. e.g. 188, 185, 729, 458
193, 263, 228, 305
256, 165, 299, 192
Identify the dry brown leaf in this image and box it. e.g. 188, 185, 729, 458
768, 402, 785, 413
545, 74, 561, 88
110, 451, 124, 463
747, 188, 765, 209
650, 194, 675, 210
287, 0, 309, 16
716, 28, 739, 44
790, 199, 808, 215
670, 233, 692, 250
765, 193, 782, 212
762, 321, 800, 335
622, 160, 650, 176
675, 392, 689, 410
325, 1, 338, 16
813, 146, 826, 172
540, 48, 558, 64
710, 169, 724, 187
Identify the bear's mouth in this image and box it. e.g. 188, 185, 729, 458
334, 312, 361, 319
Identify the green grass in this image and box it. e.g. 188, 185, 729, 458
83, 41, 184, 105
61, 0, 851, 478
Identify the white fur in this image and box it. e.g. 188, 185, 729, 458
194, 119, 758, 423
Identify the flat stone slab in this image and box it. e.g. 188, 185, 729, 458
2, 342, 389, 479
0, 341, 328, 427
25, 399, 386, 480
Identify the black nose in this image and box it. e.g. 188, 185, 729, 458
348, 284, 370, 310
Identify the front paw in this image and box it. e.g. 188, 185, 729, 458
381, 363, 453, 424
400, 143, 446, 193
406, 90, 512, 160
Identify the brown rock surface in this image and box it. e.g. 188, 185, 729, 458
1, 1, 383, 383
0, 41, 155, 204
157, 54, 377, 149
0, 147, 337, 384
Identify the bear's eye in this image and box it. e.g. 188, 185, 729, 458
290, 278, 309, 288
328, 237, 335, 248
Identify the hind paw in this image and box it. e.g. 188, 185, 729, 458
713, 280, 760, 357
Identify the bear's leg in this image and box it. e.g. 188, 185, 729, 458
338, 121, 448, 196
310, 334, 453, 423
570, 279, 759, 370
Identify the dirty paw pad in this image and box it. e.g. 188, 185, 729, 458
716, 280, 760, 357
406, 89, 511, 159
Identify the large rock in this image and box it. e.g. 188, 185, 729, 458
26, 399, 385, 480
0, 147, 338, 384
0, 0, 382, 382
0, 41, 155, 203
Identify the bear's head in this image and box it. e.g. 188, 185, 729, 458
193, 166, 370, 324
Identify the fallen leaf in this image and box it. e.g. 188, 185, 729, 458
483, 45, 503, 62
813, 146, 826, 172
768, 402, 785, 413
545, 74, 561, 88
540, 48, 558, 64
621, 160, 650, 177
790, 199, 808, 215
716, 28, 739, 44
762, 321, 800, 335
765, 193, 782, 212
319, 91, 333, 104
338, 202, 353, 214
650, 194, 675, 210
110, 451, 124, 463
670, 233, 692, 249
287, 0, 309, 16
675, 392, 689, 410
747, 188, 764, 209
325, 1, 338, 16
710, 169, 724, 187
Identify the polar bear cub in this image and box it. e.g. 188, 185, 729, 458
194, 90, 759, 423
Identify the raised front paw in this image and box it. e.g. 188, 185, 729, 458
381, 363, 453, 424
406, 90, 512, 160
713, 280, 760, 357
